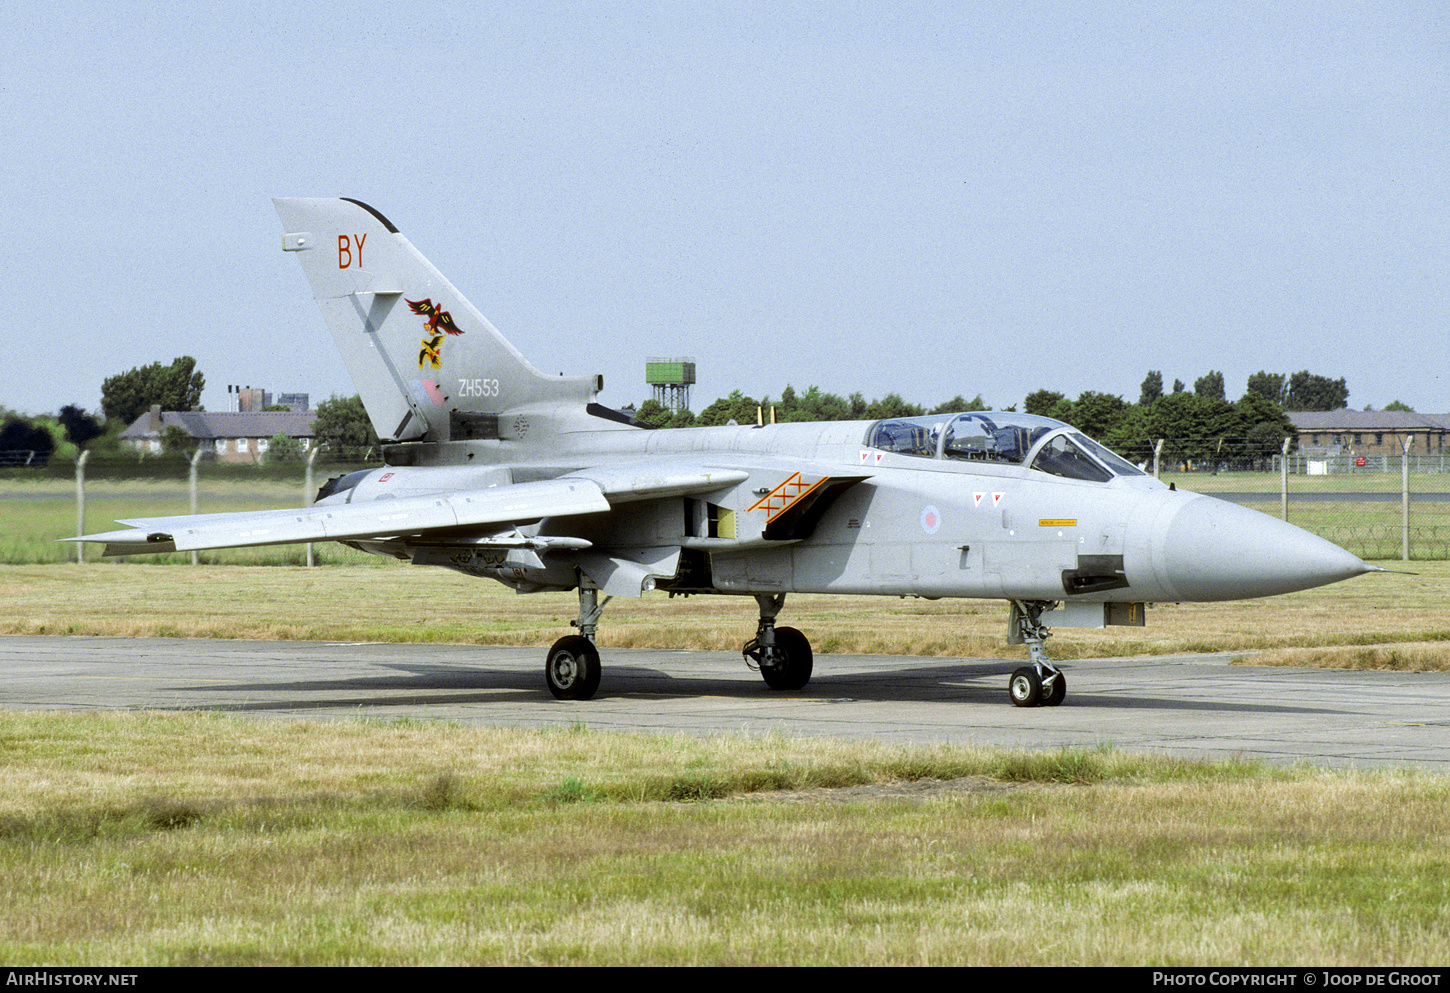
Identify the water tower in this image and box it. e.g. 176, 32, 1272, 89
645, 357, 696, 412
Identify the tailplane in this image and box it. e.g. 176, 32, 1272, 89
274, 198, 600, 443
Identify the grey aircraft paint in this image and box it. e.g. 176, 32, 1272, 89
74, 199, 1378, 707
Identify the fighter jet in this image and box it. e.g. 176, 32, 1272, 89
73, 198, 1379, 707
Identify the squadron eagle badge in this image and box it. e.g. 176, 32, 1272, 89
408, 298, 464, 369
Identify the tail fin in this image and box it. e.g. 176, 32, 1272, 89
273, 198, 600, 443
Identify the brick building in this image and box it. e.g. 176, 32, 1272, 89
1289, 410, 1449, 457
120, 406, 316, 463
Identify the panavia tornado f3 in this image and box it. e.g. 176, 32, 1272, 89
73, 198, 1380, 707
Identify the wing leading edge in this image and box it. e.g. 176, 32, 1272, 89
68, 465, 752, 557
70, 478, 612, 556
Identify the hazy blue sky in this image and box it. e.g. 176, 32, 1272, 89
4, 1, 1446, 421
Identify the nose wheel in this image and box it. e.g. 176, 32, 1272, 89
1009, 664, 1066, 707
1008, 600, 1067, 707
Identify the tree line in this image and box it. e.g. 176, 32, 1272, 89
1023, 382, 1294, 469
630, 368, 1378, 470
0, 354, 1403, 471
633, 385, 993, 430
0, 355, 383, 467
1136, 369, 1355, 412
1, 357, 206, 466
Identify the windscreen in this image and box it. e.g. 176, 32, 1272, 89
1028, 434, 1114, 482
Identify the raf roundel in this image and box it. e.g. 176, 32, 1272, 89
921, 505, 942, 535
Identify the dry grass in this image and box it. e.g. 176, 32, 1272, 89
0, 711, 1446, 965
8, 467, 1448, 963
1, 560, 1447, 669
1245, 643, 1450, 670
0, 710, 1215, 819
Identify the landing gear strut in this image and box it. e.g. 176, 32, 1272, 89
545, 582, 611, 700
1008, 599, 1066, 708
743, 593, 813, 690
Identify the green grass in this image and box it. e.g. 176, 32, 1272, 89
1230, 500, 1450, 560
1, 476, 382, 565
1165, 469, 1450, 493
1, 711, 1446, 965
1163, 472, 1450, 558
2, 514, 1447, 962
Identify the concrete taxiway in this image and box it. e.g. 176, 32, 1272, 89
1, 636, 1446, 770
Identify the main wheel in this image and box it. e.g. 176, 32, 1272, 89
1041, 670, 1067, 707
545, 635, 602, 701
1008, 665, 1042, 707
760, 626, 813, 691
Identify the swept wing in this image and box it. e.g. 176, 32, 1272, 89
71, 464, 749, 557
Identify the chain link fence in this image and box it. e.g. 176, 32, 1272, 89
6, 437, 1447, 565
1140, 437, 1450, 561
1, 452, 381, 565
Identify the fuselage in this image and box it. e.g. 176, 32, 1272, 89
333, 407, 1372, 604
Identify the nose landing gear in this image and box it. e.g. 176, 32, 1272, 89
1008, 600, 1067, 708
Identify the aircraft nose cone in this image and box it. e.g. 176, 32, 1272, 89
1153, 495, 1375, 601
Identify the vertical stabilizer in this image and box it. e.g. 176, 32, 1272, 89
274, 198, 599, 443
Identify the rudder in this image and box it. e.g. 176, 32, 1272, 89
274, 197, 598, 443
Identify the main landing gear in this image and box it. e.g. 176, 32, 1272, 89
742, 593, 813, 691
1008, 599, 1066, 708
545, 585, 816, 701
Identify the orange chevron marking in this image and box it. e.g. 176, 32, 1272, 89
746, 472, 829, 522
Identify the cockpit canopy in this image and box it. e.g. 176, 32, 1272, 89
865, 411, 1144, 482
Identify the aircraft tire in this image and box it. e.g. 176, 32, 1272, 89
545, 635, 602, 701
1008, 666, 1042, 707
1041, 670, 1067, 707
761, 626, 813, 691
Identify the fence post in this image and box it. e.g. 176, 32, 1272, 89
190, 449, 203, 566
305, 446, 320, 567
74, 450, 89, 563
1153, 439, 1164, 480
1280, 437, 1290, 522
1402, 434, 1413, 562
